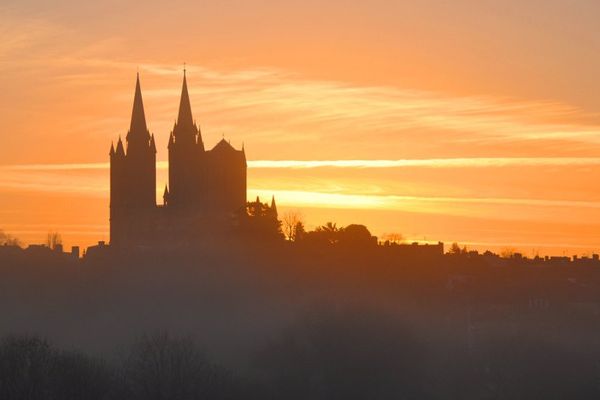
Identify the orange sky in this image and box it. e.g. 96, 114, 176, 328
2, 1, 600, 255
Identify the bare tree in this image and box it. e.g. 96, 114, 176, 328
282, 211, 304, 241
0, 335, 112, 400
294, 221, 306, 241
257, 308, 426, 399
0, 230, 21, 247
500, 247, 516, 258
121, 333, 233, 400
46, 232, 62, 250
449, 242, 467, 255
382, 232, 404, 244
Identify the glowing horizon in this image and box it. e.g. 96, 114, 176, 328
5, 156, 600, 171
2, 1, 600, 256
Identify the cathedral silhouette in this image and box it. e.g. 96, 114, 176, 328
109, 72, 267, 247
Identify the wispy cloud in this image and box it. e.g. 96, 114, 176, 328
171, 66, 599, 141
249, 157, 600, 169
3, 157, 600, 171
176, 66, 600, 148
0, 8, 65, 58
2, 164, 599, 213
9, 47, 600, 153
249, 189, 600, 211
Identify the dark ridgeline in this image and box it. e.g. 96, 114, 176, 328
5, 69, 600, 400
110, 71, 251, 248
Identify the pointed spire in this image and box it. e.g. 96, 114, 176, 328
127, 73, 149, 142
176, 70, 194, 133
116, 136, 125, 156
109, 142, 115, 156
270, 195, 277, 213
163, 184, 169, 205
168, 132, 174, 149
150, 133, 157, 153
197, 124, 204, 151
241, 141, 247, 167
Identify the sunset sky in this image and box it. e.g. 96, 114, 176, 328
2, 1, 600, 255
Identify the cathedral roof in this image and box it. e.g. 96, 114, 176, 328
211, 138, 237, 152
209, 138, 246, 168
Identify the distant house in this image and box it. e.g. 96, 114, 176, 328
383, 241, 444, 258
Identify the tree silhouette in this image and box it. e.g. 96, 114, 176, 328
337, 224, 375, 247
449, 242, 467, 255
0, 335, 112, 400
45, 232, 62, 250
500, 247, 516, 258
237, 199, 283, 240
120, 333, 234, 400
257, 309, 426, 400
294, 221, 306, 241
316, 222, 339, 245
319, 222, 338, 234
382, 232, 404, 244
0, 230, 21, 247
282, 211, 304, 241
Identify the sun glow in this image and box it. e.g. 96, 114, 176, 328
4, 157, 600, 172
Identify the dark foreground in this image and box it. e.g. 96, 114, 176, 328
1, 240, 600, 399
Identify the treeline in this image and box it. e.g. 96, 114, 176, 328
2, 225, 600, 399
0, 333, 249, 400
236, 207, 379, 247
2, 319, 598, 400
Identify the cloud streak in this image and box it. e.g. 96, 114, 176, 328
3, 157, 600, 171
249, 157, 600, 169
249, 189, 600, 211
2, 166, 599, 212
156, 65, 600, 146
11, 51, 600, 153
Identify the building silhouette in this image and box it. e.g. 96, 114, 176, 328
109, 72, 254, 247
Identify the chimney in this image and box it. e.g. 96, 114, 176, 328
71, 246, 80, 259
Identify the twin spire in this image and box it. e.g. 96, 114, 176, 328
127, 73, 149, 143
176, 70, 195, 133
172, 69, 201, 148
119, 70, 195, 156
109, 137, 125, 157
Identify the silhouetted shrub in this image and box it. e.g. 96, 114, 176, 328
256, 308, 428, 400
51, 350, 114, 400
474, 335, 598, 399
0, 335, 113, 400
0, 336, 54, 400
120, 333, 242, 400
337, 224, 376, 247
0, 230, 21, 247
